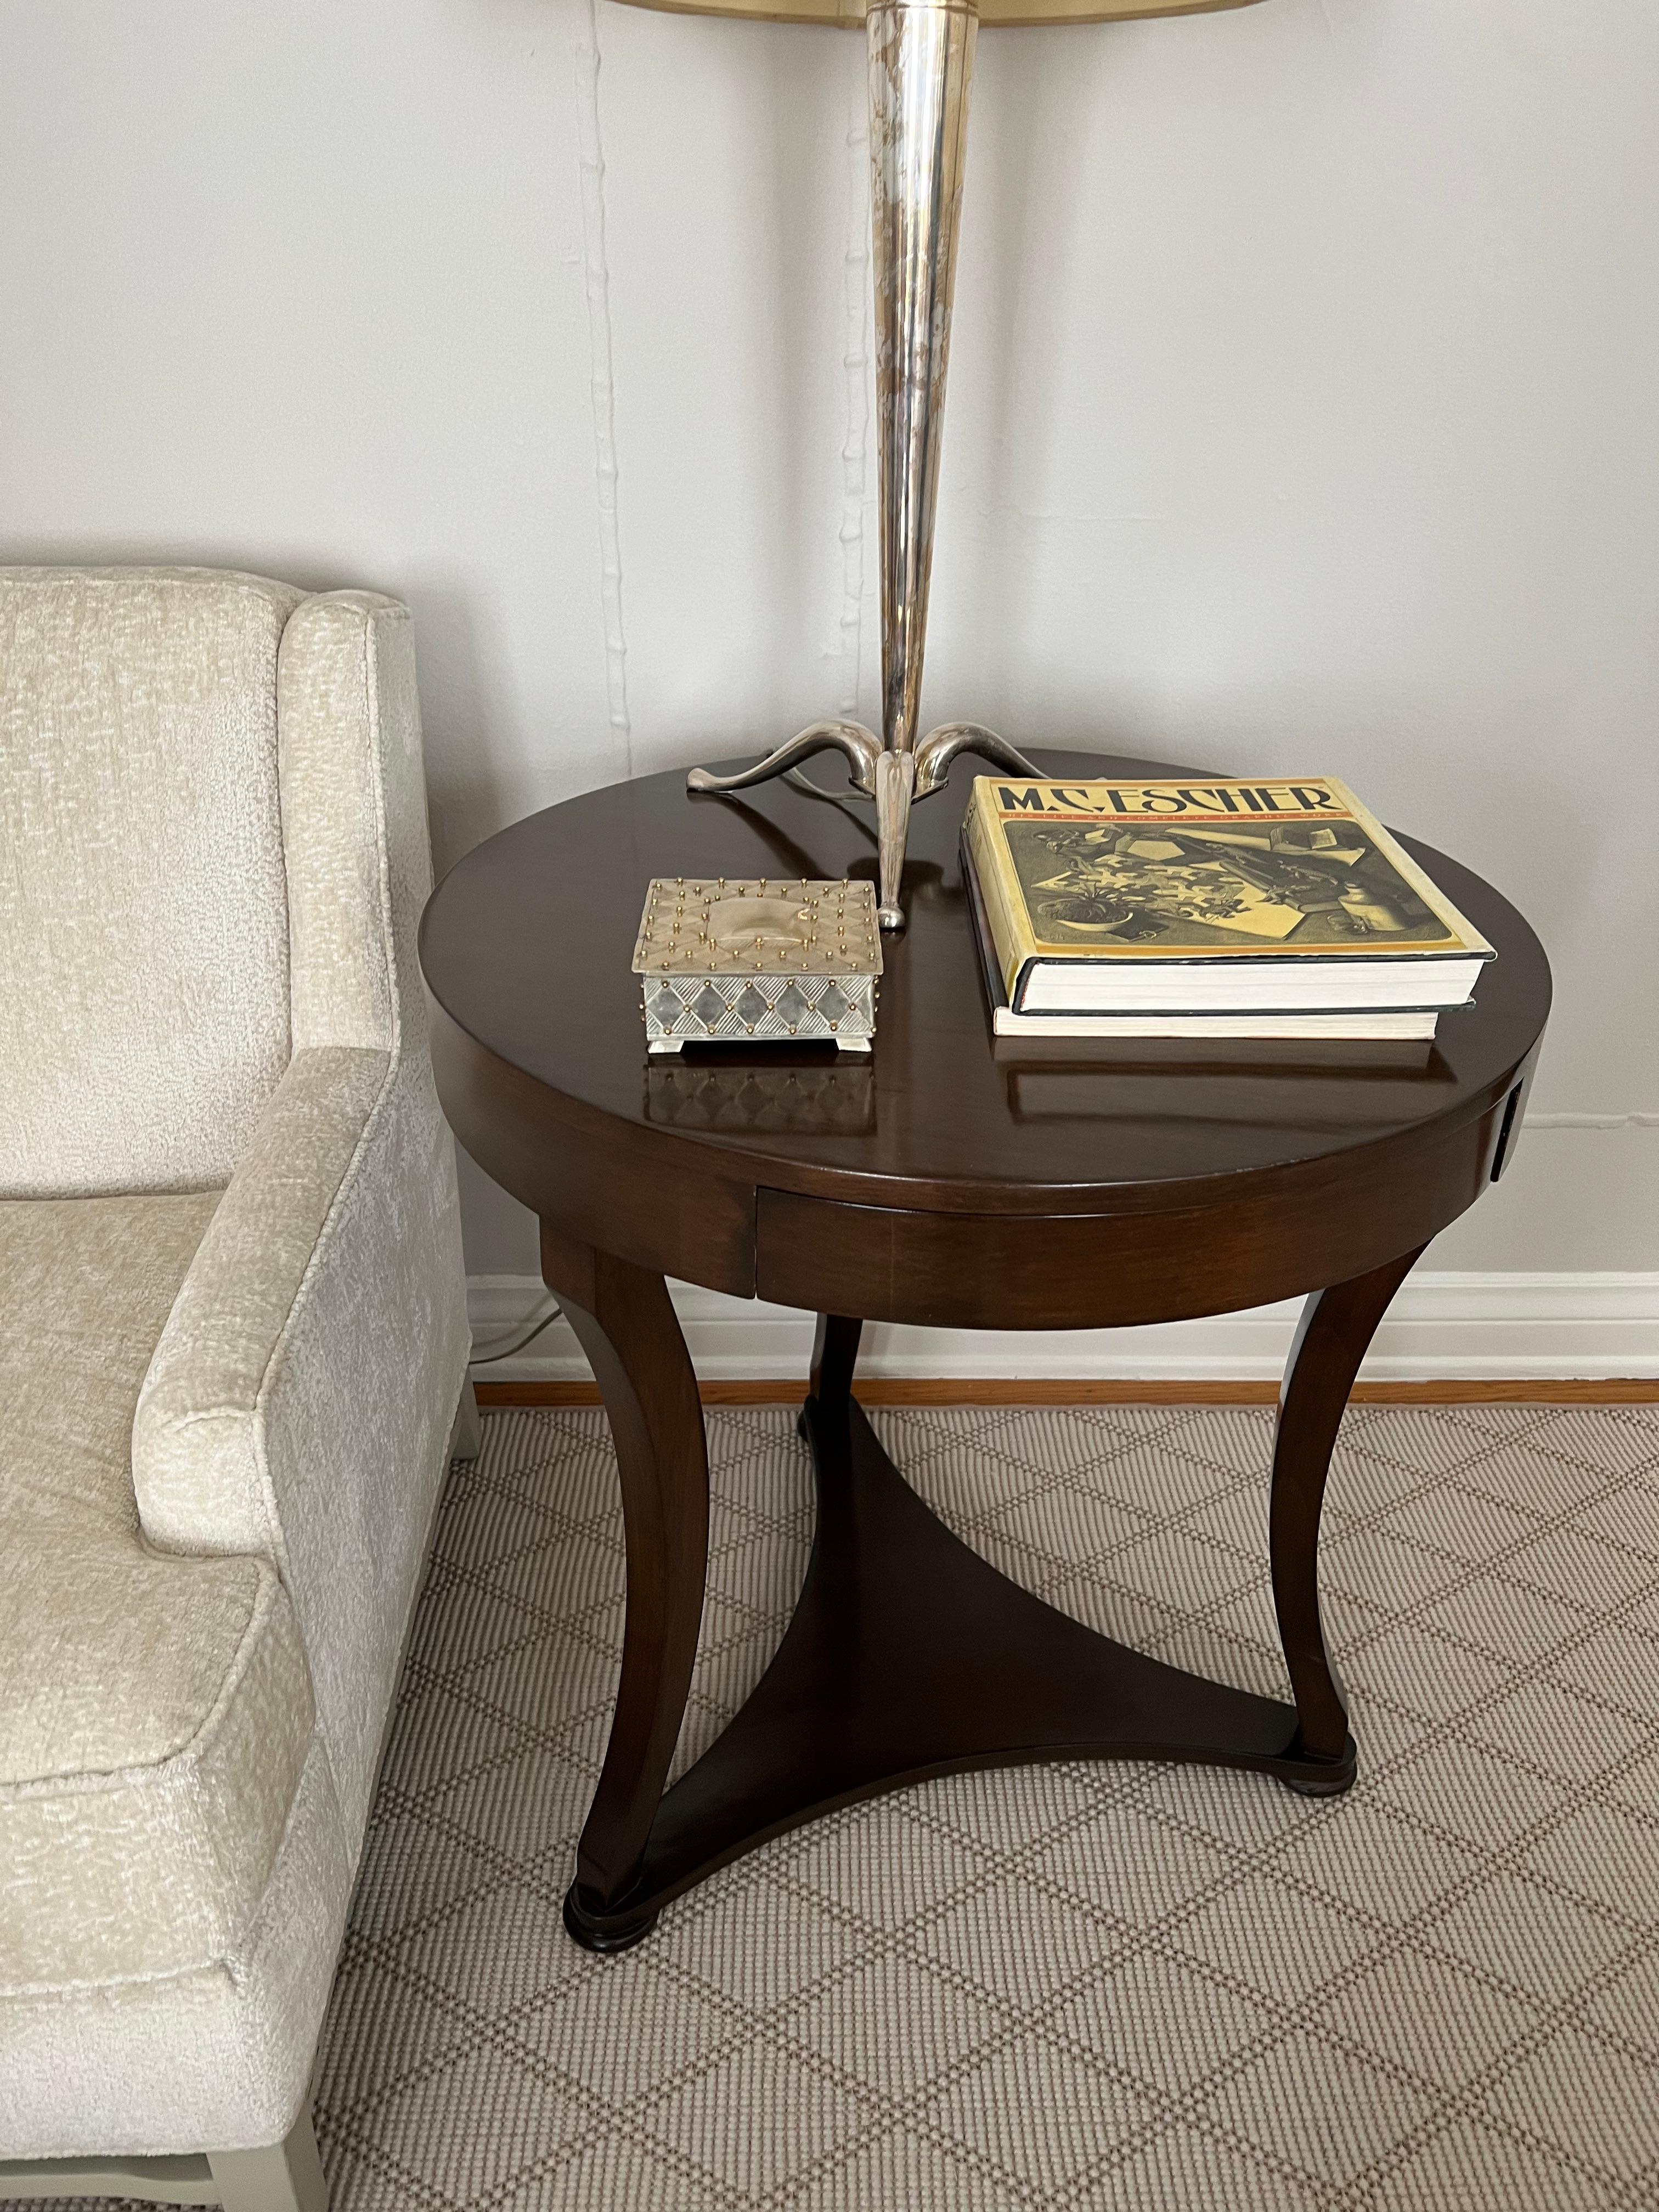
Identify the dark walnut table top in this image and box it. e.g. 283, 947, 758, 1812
420, 749, 1550, 1329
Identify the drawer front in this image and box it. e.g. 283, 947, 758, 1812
756, 1110, 1498, 1330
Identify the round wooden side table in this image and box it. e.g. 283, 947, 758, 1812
419, 749, 1550, 1952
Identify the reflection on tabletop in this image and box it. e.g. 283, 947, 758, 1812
1002, 1042, 1459, 1133
645, 1056, 877, 1136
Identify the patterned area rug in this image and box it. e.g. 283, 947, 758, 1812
315, 1402, 1659, 2209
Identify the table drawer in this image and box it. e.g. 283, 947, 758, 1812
755, 1111, 1497, 1330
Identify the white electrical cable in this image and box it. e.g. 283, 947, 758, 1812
469, 1300, 564, 1367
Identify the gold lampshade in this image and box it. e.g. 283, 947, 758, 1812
613, 0, 1265, 24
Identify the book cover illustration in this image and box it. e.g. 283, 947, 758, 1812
969, 777, 1492, 964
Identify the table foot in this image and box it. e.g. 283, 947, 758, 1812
563, 1883, 659, 1954
566, 1389, 1347, 1948
1280, 1754, 1357, 1799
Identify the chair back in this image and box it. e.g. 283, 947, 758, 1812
0, 567, 301, 1194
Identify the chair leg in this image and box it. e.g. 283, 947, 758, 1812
207, 2108, 327, 2212
448, 1376, 482, 1463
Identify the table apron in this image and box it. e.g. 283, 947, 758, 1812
755, 1105, 1505, 1329
428, 998, 759, 1293
435, 1000, 1529, 1322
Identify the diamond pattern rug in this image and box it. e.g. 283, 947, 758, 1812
314, 1401, 1659, 2209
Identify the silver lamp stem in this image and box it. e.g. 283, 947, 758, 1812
686, 0, 1039, 929
869, 0, 977, 764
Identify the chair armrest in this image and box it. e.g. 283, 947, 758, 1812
133, 1045, 391, 1569
134, 1039, 470, 1833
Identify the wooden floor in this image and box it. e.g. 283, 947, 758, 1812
477, 1378, 1659, 1409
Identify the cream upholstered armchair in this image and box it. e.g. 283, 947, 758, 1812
0, 569, 473, 2211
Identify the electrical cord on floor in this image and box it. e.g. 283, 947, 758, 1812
467, 1299, 564, 1367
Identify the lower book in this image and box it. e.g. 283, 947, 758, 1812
962, 838, 1441, 1041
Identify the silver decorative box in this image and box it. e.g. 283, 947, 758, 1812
632, 878, 882, 1054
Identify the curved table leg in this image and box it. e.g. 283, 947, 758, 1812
806, 1313, 862, 1431
539, 1249, 1426, 1949
539, 1225, 709, 1950
1271, 1245, 1425, 1793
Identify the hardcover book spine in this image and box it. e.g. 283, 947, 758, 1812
964, 795, 1033, 1009
960, 830, 1011, 1025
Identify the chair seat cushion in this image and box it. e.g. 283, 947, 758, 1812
0, 1195, 314, 1993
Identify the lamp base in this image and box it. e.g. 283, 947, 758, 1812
687, 719, 1039, 929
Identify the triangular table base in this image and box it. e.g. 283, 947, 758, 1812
565, 1396, 1352, 1950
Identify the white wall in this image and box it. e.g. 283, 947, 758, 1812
3, 0, 1655, 1297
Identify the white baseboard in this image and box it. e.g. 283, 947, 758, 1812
467, 1271, 1659, 1384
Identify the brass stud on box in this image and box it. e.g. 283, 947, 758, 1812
631, 878, 883, 1055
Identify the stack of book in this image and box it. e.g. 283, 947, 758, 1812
961, 776, 1493, 1042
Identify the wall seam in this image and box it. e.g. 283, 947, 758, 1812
574, 0, 632, 777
